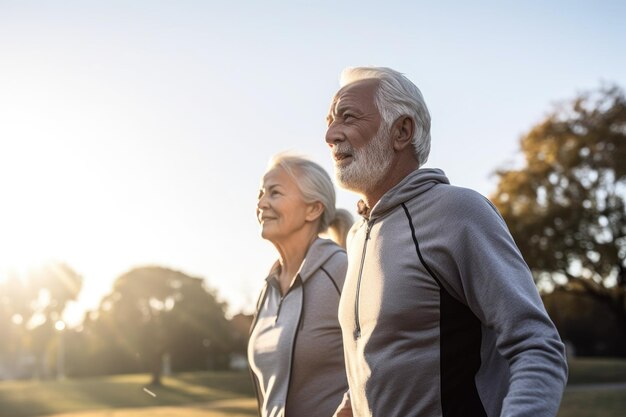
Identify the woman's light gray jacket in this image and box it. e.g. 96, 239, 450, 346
248, 238, 349, 417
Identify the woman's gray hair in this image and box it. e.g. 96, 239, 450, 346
267, 152, 353, 248
340, 66, 431, 167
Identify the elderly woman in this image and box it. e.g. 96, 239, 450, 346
248, 153, 353, 417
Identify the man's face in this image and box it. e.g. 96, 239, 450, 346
325, 79, 393, 194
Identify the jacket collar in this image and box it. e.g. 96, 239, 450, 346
265, 237, 344, 285
359, 168, 450, 220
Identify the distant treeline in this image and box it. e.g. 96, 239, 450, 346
0, 265, 251, 383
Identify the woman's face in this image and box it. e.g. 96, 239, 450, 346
257, 166, 314, 243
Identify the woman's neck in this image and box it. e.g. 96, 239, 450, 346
273, 230, 318, 296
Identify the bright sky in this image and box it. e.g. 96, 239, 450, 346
1, 1, 625, 326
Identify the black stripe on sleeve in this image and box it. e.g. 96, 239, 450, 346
320, 266, 341, 295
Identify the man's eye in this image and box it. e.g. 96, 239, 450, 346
344, 113, 355, 121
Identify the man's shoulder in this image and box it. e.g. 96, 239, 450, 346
423, 183, 493, 211
402, 183, 499, 225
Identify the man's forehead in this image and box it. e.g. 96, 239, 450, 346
328, 78, 380, 118
339, 77, 380, 93
331, 78, 379, 106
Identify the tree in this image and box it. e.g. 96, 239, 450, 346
83, 266, 233, 384
27, 262, 82, 378
543, 289, 625, 356
491, 84, 626, 352
0, 262, 82, 378
0, 271, 29, 378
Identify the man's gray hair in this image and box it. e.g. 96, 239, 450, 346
340, 66, 431, 167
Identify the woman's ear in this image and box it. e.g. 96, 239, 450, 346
392, 116, 415, 151
305, 201, 325, 222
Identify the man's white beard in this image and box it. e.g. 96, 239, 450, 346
334, 122, 393, 194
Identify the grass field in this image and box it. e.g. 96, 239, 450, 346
0, 371, 256, 417
558, 388, 626, 417
557, 358, 626, 417
0, 358, 624, 417
23, 399, 257, 417
565, 357, 626, 384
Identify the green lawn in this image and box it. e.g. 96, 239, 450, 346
1, 358, 625, 417
559, 388, 626, 417
0, 371, 256, 417
558, 358, 626, 417
565, 357, 626, 384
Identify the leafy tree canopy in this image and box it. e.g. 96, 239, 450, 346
85, 266, 232, 383
492, 84, 626, 333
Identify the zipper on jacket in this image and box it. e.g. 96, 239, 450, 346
248, 283, 270, 416
275, 298, 284, 323
275, 283, 297, 324
354, 221, 373, 339
250, 278, 304, 414
284, 277, 305, 408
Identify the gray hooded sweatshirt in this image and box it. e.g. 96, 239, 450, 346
249, 238, 349, 417
339, 168, 567, 417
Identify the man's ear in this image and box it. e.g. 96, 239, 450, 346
305, 201, 325, 222
391, 116, 415, 151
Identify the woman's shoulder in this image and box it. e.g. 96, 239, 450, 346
316, 238, 347, 267
315, 239, 348, 288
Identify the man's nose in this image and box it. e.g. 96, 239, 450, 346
325, 123, 343, 148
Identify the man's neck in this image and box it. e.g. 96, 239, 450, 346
362, 159, 419, 209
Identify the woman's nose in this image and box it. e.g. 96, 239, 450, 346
257, 194, 269, 210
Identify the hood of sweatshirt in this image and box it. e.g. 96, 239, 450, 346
265, 237, 344, 285
363, 168, 450, 220
298, 238, 344, 283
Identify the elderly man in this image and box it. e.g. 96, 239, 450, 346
326, 67, 568, 417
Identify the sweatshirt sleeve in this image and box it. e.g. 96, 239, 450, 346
431, 188, 568, 416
